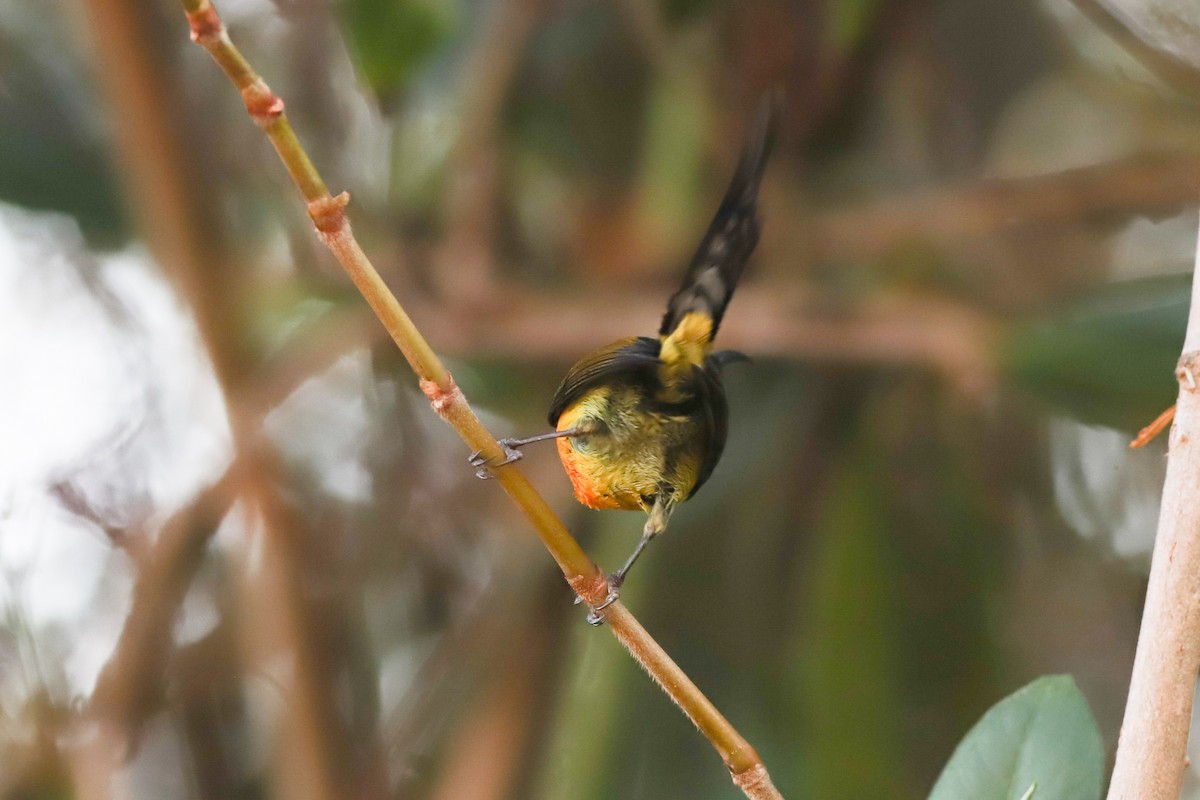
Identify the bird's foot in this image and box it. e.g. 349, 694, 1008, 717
574, 575, 624, 626
468, 439, 525, 480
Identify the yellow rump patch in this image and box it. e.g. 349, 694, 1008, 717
659, 311, 713, 385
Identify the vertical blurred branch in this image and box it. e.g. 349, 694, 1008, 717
427, 617, 548, 800
436, 0, 548, 300
84, 0, 245, 388
82, 2, 383, 800
1108, 216, 1200, 800
174, 0, 784, 796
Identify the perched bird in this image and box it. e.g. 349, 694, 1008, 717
473, 97, 777, 611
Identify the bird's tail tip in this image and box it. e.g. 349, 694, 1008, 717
726, 90, 783, 206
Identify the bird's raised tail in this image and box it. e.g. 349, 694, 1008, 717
658, 94, 779, 354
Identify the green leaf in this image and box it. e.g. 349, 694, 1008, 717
1004, 274, 1188, 430
0, 35, 125, 241
928, 675, 1103, 800
339, 0, 455, 102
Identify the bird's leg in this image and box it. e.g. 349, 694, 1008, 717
583, 534, 651, 626
611, 532, 655, 590
469, 428, 583, 479
584, 493, 676, 626
612, 495, 676, 588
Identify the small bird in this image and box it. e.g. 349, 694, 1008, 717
473, 97, 777, 612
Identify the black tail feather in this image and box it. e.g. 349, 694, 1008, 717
659, 93, 779, 340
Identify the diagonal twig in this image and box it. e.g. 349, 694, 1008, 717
178, 1, 783, 795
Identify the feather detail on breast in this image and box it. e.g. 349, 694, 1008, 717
554, 392, 645, 511
556, 436, 627, 509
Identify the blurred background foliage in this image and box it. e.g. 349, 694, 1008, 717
3, 0, 1200, 798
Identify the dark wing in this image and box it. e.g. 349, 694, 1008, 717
659, 95, 778, 341
547, 337, 662, 426
687, 358, 732, 497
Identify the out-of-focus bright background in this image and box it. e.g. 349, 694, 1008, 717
4, 0, 1200, 797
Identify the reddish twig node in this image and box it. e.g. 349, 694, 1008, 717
419, 377, 463, 416
567, 572, 613, 609
242, 80, 285, 126
185, 2, 222, 44
307, 192, 350, 234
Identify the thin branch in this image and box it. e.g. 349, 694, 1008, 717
246, 149, 1200, 384
87, 472, 235, 747
1129, 404, 1176, 449
810, 151, 1200, 263
1107, 214, 1200, 799
251, 284, 995, 394
408, 282, 995, 393
178, 1, 783, 794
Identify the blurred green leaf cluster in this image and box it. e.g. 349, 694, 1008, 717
1006, 274, 1188, 430
340, 0, 455, 102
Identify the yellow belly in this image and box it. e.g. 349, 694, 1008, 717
555, 392, 647, 510
554, 386, 701, 511
555, 436, 646, 511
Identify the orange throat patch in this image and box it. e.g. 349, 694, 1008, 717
556, 437, 616, 509
555, 437, 643, 511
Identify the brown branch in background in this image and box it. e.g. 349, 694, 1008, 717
810, 152, 1200, 263
1108, 219, 1200, 798
246, 145, 1197, 394
87, 473, 235, 749
427, 613, 549, 800
83, 2, 380, 800
177, 0, 784, 795
412, 283, 996, 393
237, 305, 383, 420
240, 283, 995, 398
235, 462, 385, 800
85, 0, 246, 390
172, 620, 248, 800
435, 0, 549, 300
385, 567, 537, 771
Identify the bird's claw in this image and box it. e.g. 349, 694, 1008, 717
575, 575, 623, 626
585, 588, 620, 626
468, 439, 525, 479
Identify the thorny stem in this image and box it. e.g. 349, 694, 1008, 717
178, 0, 782, 794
